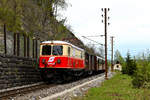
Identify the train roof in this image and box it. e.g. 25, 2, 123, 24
41, 40, 84, 51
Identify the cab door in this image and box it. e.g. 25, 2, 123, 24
68, 47, 71, 67
72, 48, 76, 68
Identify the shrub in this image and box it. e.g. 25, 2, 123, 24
132, 61, 150, 88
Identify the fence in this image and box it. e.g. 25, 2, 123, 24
0, 24, 42, 90
0, 24, 40, 59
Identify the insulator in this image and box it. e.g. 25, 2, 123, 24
32, 37, 35, 39
102, 20, 103, 23
108, 23, 110, 25
101, 14, 104, 17
101, 8, 103, 11
108, 8, 110, 11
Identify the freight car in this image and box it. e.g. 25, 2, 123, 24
39, 41, 105, 82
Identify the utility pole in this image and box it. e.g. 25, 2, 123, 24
102, 8, 110, 79
14, 33, 16, 55
111, 36, 114, 72
104, 8, 108, 79
35, 39, 38, 59
24, 34, 27, 57
17, 33, 20, 56
27, 36, 30, 57
32, 38, 35, 58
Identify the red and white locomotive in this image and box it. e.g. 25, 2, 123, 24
39, 40, 104, 82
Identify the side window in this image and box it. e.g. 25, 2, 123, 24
98, 59, 100, 66
73, 48, 75, 57
68, 47, 70, 56
81, 52, 82, 59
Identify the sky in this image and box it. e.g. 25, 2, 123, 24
59, 0, 150, 58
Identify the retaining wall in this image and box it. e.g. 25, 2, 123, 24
0, 54, 42, 90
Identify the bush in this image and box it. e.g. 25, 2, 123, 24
132, 61, 150, 88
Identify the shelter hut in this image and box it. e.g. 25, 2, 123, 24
114, 61, 122, 71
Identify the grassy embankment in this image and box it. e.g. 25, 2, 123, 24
73, 72, 150, 100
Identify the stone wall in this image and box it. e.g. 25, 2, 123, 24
0, 54, 42, 90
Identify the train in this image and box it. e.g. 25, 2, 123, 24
39, 40, 105, 82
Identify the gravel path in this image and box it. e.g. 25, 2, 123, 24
8, 72, 115, 100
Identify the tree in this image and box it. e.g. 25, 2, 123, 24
0, 0, 68, 38
0, 0, 25, 33
122, 51, 137, 75
114, 50, 125, 64
31, 0, 68, 39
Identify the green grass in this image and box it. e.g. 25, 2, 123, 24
73, 72, 150, 100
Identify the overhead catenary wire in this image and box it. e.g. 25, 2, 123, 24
84, 35, 105, 37
82, 36, 104, 46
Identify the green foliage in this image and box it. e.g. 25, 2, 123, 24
114, 50, 126, 70
0, 0, 68, 38
147, 54, 150, 62
114, 50, 125, 65
0, 0, 24, 32
73, 72, 150, 100
129, 51, 150, 88
0, 0, 99, 57
132, 59, 150, 88
122, 51, 137, 76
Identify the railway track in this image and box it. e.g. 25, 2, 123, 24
0, 82, 55, 100
0, 71, 108, 100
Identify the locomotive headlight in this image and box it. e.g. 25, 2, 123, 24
57, 59, 61, 64
42, 59, 46, 64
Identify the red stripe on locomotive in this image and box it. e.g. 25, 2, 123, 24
39, 56, 85, 69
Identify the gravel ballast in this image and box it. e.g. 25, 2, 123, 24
9, 72, 115, 100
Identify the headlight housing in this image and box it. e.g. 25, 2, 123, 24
57, 59, 61, 64
42, 59, 46, 64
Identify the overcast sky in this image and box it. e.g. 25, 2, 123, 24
60, 0, 150, 58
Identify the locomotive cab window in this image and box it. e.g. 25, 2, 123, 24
52, 45, 63, 55
42, 45, 51, 55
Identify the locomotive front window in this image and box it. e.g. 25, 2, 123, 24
52, 45, 63, 55
42, 45, 51, 55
